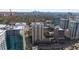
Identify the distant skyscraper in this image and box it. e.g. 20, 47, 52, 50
32, 22, 44, 44
53, 17, 60, 26
60, 18, 69, 29
0, 30, 7, 50
68, 19, 79, 39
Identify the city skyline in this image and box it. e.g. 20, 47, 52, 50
0, 10, 79, 50
1, 9, 79, 12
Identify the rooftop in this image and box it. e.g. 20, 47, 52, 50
55, 25, 63, 30
15, 22, 26, 26
60, 18, 68, 20
6, 25, 25, 30
0, 23, 27, 30
0, 24, 6, 28
69, 20, 79, 23
31, 22, 44, 25
0, 30, 6, 36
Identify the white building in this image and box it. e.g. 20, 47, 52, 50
15, 22, 26, 26
0, 30, 7, 50
68, 19, 79, 39
32, 22, 44, 44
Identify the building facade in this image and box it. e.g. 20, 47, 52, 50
32, 22, 44, 44
54, 26, 65, 40
60, 18, 69, 29
6, 25, 26, 50
68, 20, 79, 39
0, 30, 7, 50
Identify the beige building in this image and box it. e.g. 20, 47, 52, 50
32, 22, 44, 44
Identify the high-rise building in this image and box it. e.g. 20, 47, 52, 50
53, 17, 60, 26
32, 22, 44, 44
0, 30, 7, 50
68, 19, 79, 39
6, 25, 26, 50
60, 18, 69, 29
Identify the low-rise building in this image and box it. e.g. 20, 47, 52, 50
54, 26, 65, 40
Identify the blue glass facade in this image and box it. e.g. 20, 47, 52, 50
6, 30, 23, 50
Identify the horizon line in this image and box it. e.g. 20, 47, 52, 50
0, 9, 79, 12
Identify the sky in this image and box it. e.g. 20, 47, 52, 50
0, 0, 79, 12
0, 9, 79, 12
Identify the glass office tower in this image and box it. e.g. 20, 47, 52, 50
6, 25, 25, 50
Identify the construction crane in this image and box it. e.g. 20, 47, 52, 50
6, 9, 16, 26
